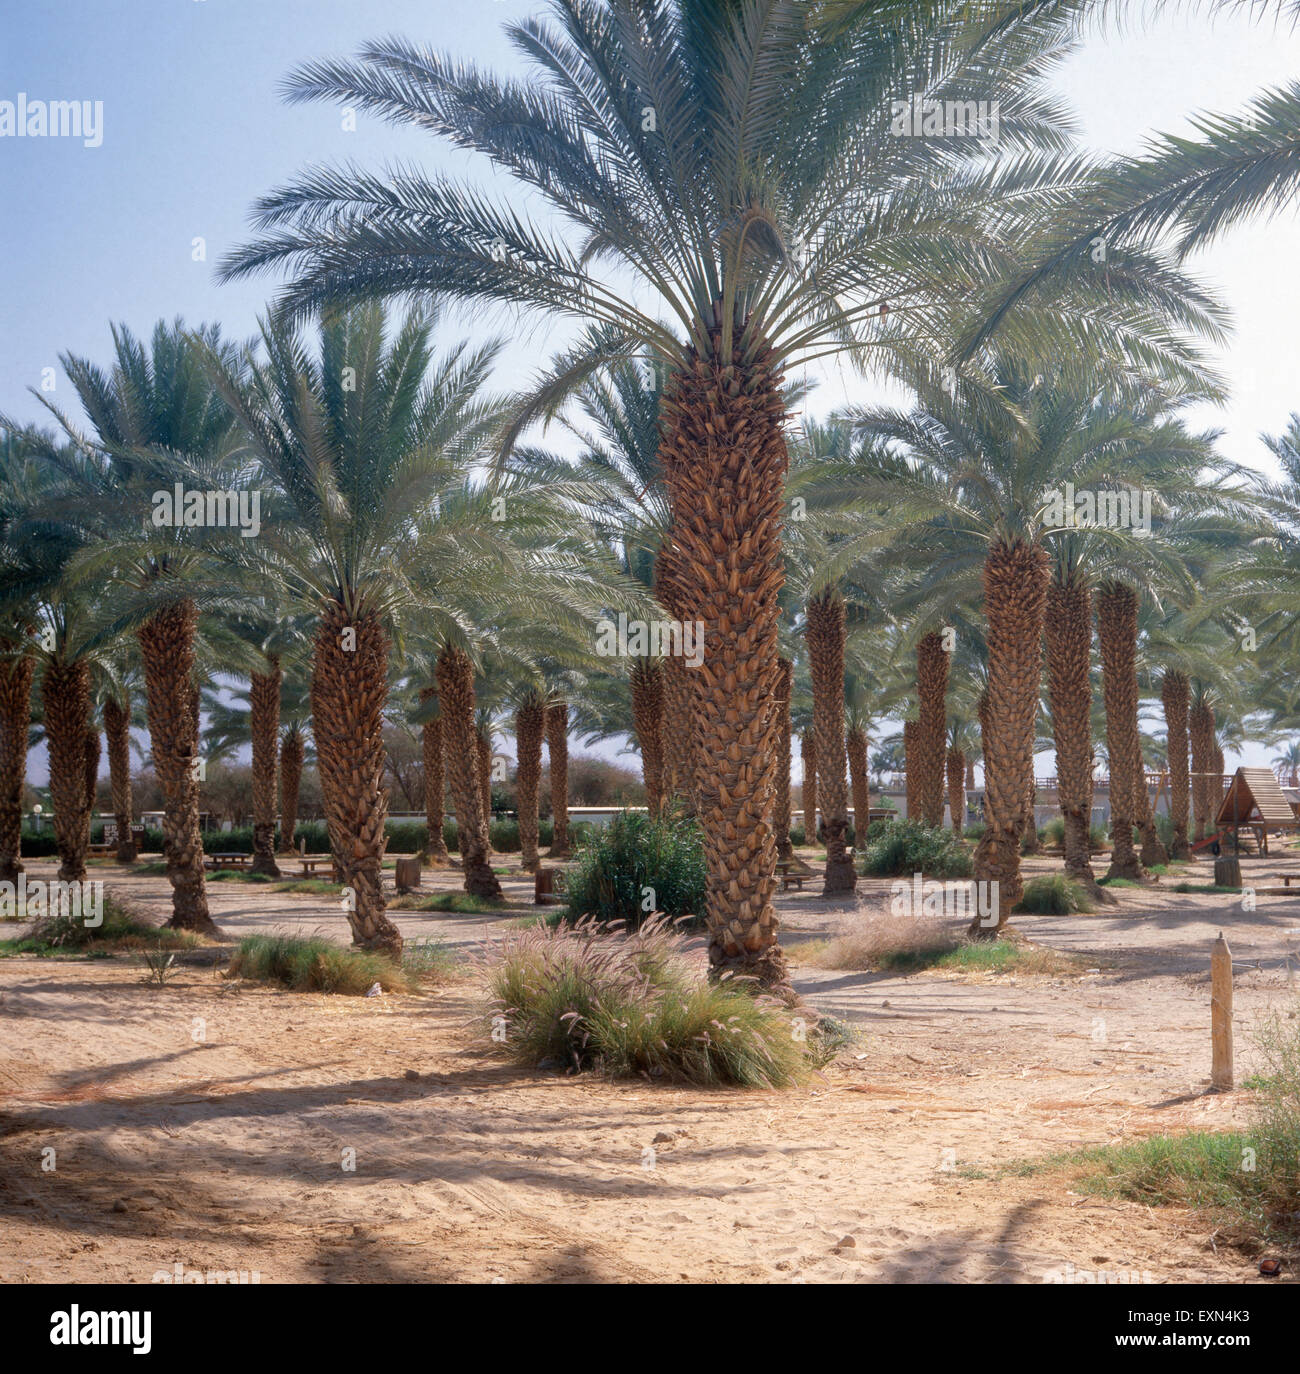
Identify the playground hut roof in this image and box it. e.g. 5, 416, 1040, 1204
1216, 768, 1298, 828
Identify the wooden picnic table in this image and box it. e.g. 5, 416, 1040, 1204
206, 852, 253, 871
776, 859, 810, 891
297, 855, 342, 881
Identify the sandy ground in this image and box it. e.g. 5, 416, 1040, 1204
2, 848, 1299, 1284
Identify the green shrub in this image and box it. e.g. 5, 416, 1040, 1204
563, 811, 706, 928
858, 818, 971, 879
1014, 873, 1096, 915
485, 915, 811, 1086
963, 822, 986, 841
227, 933, 407, 994
1042, 817, 1066, 844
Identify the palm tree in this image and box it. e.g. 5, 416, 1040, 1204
198, 303, 512, 951
221, 0, 1148, 984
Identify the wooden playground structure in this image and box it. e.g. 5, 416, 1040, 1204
1210, 767, 1300, 857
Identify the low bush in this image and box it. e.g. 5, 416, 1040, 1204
485, 915, 812, 1086
857, 818, 971, 879
563, 811, 706, 928
1014, 874, 1096, 915
226, 933, 407, 994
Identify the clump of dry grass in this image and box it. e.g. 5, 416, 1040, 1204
809, 909, 958, 972
809, 909, 1082, 976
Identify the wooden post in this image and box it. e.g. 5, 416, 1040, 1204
1211, 932, 1234, 1091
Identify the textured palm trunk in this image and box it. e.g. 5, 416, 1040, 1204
545, 702, 571, 858
0, 649, 34, 883
436, 645, 501, 898
774, 659, 794, 863
102, 695, 137, 862
1203, 741, 1214, 824
1190, 700, 1214, 843
654, 560, 697, 813
138, 602, 216, 933
515, 691, 545, 873
902, 719, 918, 820
800, 732, 817, 839
249, 660, 282, 877
418, 689, 449, 865
277, 728, 304, 855
916, 631, 949, 827
806, 592, 855, 894
310, 602, 400, 955
630, 658, 665, 819
847, 726, 870, 844
657, 333, 788, 984
1136, 758, 1168, 867
83, 727, 100, 857
947, 747, 965, 836
971, 539, 1049, 935
476, 726, 494, 850
43, 660, 92, 884
1045, 575, 1101, 890
1021, 774, 1041, 853
1096, 585, 1145, 883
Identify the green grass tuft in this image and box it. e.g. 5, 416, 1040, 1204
485, 914, 813, 1087
0, 898, 199, 957
1014, 873, 1096, 915
227, 933, 407, 994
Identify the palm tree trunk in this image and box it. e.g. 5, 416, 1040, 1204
515, 691, 545, 873
436, 645, 501, 898
310, 602, 400, 955
277, 727, 304, 855
916, 630, 949, 826
137, 603, 216, 933
1160, 674, 1191, 858
102, 695, 136, 862
1212, 740, 1226, 825
1045, 574, 1101, 891
971, 538, 1049, 934
847, 726, 870, 844
419, 689, 449, 865
249, 659, 282, 877
44, 660, 92, 884
1190, 700, 1214, 842
902, 719, 918, 820
654, 561, 697, 813
774, 659, 794, 863
476, 725, 494, 849
630, 657, 665, 818
1137, 758, 1168, 867
806, 591, 855, 894
545, 702, 571, 858
0, 649, 33, 884
657, 336, 788, 985
947, 746, 965, 836
83, 727, 100, 856
1022, 774, 1041, 854
1096, 584, 1145, 883
800, 731, 817, 839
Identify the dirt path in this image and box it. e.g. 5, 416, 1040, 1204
2, 851, 1297, 1283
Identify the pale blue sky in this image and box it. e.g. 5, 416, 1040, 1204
4, 1, 1298, 780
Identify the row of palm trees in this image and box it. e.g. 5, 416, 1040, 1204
4, 0, 1300, 983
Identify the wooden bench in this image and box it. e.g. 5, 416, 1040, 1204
205, 852, 253, 872
776, 860, 809, 891
88, 843, 116, 858
297, 856, 342, 882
